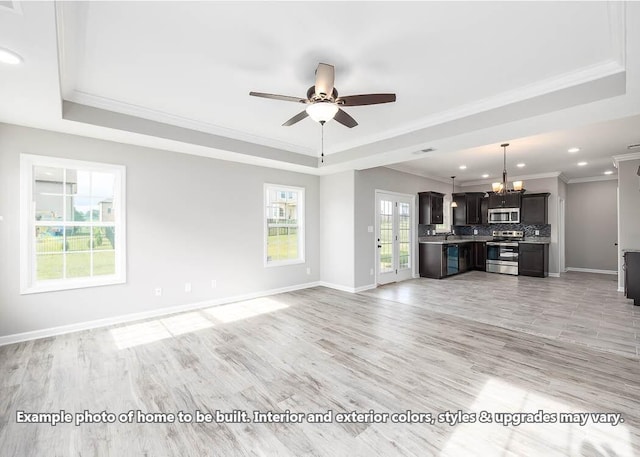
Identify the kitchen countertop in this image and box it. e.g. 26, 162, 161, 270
520, 237, 551, 244
419, 236, 550, 245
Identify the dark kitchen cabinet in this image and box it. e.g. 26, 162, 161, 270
459, 243, 472, 272
452, 192, 486, 225
488, 192, 521, 209
472, 242, 486, 271
419, 243, 447, 279
480, 197, 488, 224
418, 192, 444, 225
518, 243, 549, 277
521, 193, 550, 224
624, 251, 640, 305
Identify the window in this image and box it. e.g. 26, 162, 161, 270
264, 184, 304, 266
20, 154, 126, 294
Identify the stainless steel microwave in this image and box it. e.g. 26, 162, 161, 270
488, 207, 520, 224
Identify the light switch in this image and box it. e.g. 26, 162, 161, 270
367, 225, 373, 233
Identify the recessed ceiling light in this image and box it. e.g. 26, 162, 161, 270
604, 170, 614, 175
568, 147, 580, 153
578, 161, 588, 166
0, 47, 23, 65
516, 163, 525, 168
459, 165, 467, 170
482, 174, 489, 178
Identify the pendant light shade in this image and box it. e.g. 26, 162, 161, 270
450, 176, 458, 208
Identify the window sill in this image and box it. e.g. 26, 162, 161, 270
264, 259, 305, 268
20, 276, 126, 295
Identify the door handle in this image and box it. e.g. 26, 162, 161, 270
377, 245, 382, 248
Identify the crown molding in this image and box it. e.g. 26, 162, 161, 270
383, 165, 452, 185
329, 59, 625, 155
567, 175, 618, 184
613, 152, 640, 167
66, 91, 316, 156
461, 172, 563, 187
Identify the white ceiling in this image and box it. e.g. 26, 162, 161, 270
1, 1, 639, 181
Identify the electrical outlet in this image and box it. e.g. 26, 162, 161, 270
211, 280, 217, 289
473, 229, 478, 235
535, 230, 540, 236
306, 267, 311, 275
185, 282, 192, 293
154, 288, 162, 297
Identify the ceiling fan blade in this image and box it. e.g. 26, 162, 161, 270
334, 108, 358, 128
337, 93, 396, 106
250, 92, 307, 104
314, 63, 335, 99
282, 110, 309, 126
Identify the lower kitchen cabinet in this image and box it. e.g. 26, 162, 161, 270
624, 251, 640, 305
419, 243, 447, 279
419, 242, 485, 279
472, 242, 486, 271
518, 243, 549, 277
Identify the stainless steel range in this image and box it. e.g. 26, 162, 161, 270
486, 230, 524, 275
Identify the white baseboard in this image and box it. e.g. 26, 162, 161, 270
0, 281, 322, 347
317, 281, 376, 293
566, 267, 618, 275
549, 273, 561, 278
355, 283, 377, 293
618, 286, 625, 293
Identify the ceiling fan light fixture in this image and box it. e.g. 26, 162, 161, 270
306, 102, 339, 123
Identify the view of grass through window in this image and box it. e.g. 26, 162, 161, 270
265, 186, 302, 264
33, 165, 117, 280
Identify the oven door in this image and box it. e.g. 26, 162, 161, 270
498, 243, 519, 262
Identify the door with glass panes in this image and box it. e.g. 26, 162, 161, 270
375, 192, 414, 285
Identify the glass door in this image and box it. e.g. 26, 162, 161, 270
375, 192, 414, 285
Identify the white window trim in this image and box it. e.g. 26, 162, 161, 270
263, 183, 305, 267
20, 154, 127, 294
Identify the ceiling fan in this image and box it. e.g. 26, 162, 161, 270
249, 63, 396, 128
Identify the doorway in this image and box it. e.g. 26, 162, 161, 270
375, 191, 415, 285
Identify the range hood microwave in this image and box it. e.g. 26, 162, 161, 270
488, 207, 520, 224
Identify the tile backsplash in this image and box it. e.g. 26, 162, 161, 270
419, 223, 551, 237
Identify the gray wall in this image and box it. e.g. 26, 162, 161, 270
0, 123, 320, 338
618, 158, 640, 289
566, 180, 618, 271
319, 171, 355, 289
354, 167, 450, 288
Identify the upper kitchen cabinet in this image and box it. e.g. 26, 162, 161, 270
488, 192, 522, 209
521, 193, 550, 224
418, 191, 444, 225
453, 192, 486, 225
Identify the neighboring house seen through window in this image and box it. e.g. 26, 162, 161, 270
264, 184, 304, 266
20, 154, 126, 294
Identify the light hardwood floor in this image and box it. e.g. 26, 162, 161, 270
1, 272, 639, 456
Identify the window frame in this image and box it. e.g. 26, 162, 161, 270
20, 154, 127, 294
263, 183, 305, 267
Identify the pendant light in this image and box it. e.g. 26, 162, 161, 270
450, 176, 458, 208
491, 143, 524, 194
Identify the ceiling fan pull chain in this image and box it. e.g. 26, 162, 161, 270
321, 120, 325, 164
